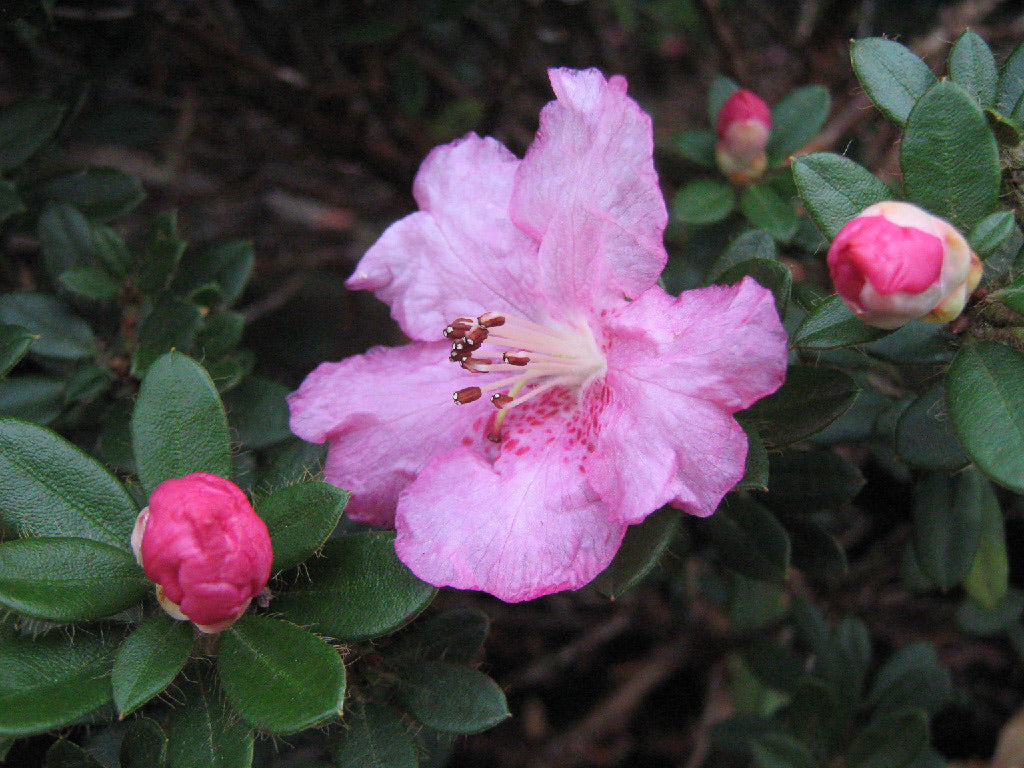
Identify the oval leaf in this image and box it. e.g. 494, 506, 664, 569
912, 469, 987, 590
167, 676, 252, 768
0, 324, 35, 377
671, 178, 736, 225
45, 740, 105, 768
739, 186, 798, 242
964, 479, 1009, 610
851, 38, 936, 125
397, 661, 509, 734
766, 85, 831, 164
0, 98, 65, 173
791, 153, 889, 240
334, 702, 418, 768
0, 292, 95, 360
697, 496, 790, 582
257, 481, 349, 573
120, 716, 168, 768
113, 614, 194, 718
743, 365, 859, 446
793, 294, 891, 350
999, 40, 1024, 117
949, 30, 998, 108
968, 210, 1016, 257
593, 506, 682, 598
895, 384, 970, 471
37, 167, 145, 223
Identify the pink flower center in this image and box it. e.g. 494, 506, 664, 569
444, 311, 606, 439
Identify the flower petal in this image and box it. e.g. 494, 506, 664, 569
346, 134, 542, 340
287, 341, 498, 525
395, 390, 625, 602
510, 68, 668, 307
589, 279, 787, 522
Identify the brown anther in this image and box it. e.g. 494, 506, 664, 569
463, 327, 488, 348
450, 346, 471, 362
478, 312, 506, 328
443, 318, 475, 339
490, 393, 514, 409
454, 387, 482, 404
502, 351, 530, 366
461, 357, 493, 373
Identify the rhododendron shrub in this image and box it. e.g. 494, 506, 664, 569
289, 68, 789, 602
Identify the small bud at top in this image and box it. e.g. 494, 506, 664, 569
715, 89, 771, 185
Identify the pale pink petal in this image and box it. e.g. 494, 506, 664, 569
587, 279, 787, 522
346, 134, 542, 340
510, 68, 668, 307
287, 342, 500, 526
395, 389, 624, 602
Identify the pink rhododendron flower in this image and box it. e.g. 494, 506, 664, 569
715, 89, 771, 184
288, 68, 787, 602
827, 201, 983, 329
131, 472, 272, 633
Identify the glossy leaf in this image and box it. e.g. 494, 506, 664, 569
792, 294, 890, 350
743, 365, 859, 446
38, 167, 145, 223
0, 292, 95, 360
766, 85, 831, 164
397, 661, 509, 734
0, 97, 65, 172
256, 480, 349, 573
593, 506, 682, 598
791, 153, 889, 240
0, 324, 34, 377
739, 185, 797, 241
895, 384, 969, 471
131, 351, 232, 494
949, 30, 998, 108
0, 418, 138, 547
850, 38, 936, 125
167, 677, 253, 768
113, 614, 194, 718
671, 178, 735, 225
219, 615, 346, 734
912, 469, 988, 590
120, 716, 168, 768
334, 702, 418, 768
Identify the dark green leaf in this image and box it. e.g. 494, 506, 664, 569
743, 365, 859, 446
736, 419, 769, 491
846, 708, 929, 768
593, 506, 682, 598
59, 267, 121, 302
671, 178, 735, 225
196, 311, 245, 360
792, 294, 890, 350
38, 203, 93, 282
697, 496, 790, 582
0, 97, 65, 172
912, 469, 988, 590
0, 418, 138, 547
91, 224, 133, 277
767, 450, 863, 511
120, 716, 168, 768
38, 168, 145, 223
766, 85, 831, 164
131, 297, 203, 377
868, 640, 952, 715
273, 533, 436, 642
674, 129, 716, 167
0, 323, 34, 376
729, 574, 787, 631
135, 211, 186, 294
219, 615, 346, 734
389, 608, 490, 665
810, 389, 891, 446
167, 676, 253, 768
0, 179, 25, 224
741, 638, 805, 692
956, 589, 1024, 635
750, 733, 820, 768
781, 515, 848, 579
334, 702, 417, 768
397, 661, 508, 734
45, 739, 105, 768
947, 340, 1024, 492
0, 537, 147, 622
224, 376, 292, 449
788, 677, 845, 760
0, 631, 116, 737
901, 80, 1000, 231
739, 185, 798, 241
850, 38, 937, 125
260, 438, 327, 489
708, 75, 740, 124
895, 384, 969, 470
709, 229, 777, 279
131, 351, 232, 494
112, 614, 194, 718
968, 210, 1016, 257
173, 240, 253, 307
0, 292, 94, 360
816, 616, 872, 699
0, 376, 64, 424
256, 481, 349, 573
791, 153, 889, 240
713, 257, 791, 318
949, 30, 998, 108
964, 479, 1008, 609
999, 40, 1024, 117
986, 107, 1024, 146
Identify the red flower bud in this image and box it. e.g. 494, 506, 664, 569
715, 89, 771, 184
827, 201, 983, 329
131, 473, 272, 633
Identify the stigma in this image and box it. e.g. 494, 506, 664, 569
444, 311, 606, 438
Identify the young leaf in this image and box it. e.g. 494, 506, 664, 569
742, 365, 859, 446
273, 532, 436, 642
0, 537, 147, 622
131, 351, 232, 494
0, 292, 95, 360
218, 615, 346, 734
766, 85, 831, 165
850, 38, 936, 125
901, 80, 1000, 231
739, 186, 798, 242
912, 469, 988, 590
592, 506, 682, 598
255, 480, 349, 573
167, 676, 253, 768
0, 97, 65, 172
0, 324, 34, 377
792, 294, 890, 350
791, 153, 889, 240
0, 418, 138, 547
120, 716, 168, 768
397, 661, 509, 734
949, 30, 998, 108
895, 384, 969, 471
112, 614, 194, 718
964, 480, 1008, 610
671, 178, 736, 225
131, 297, 203, 377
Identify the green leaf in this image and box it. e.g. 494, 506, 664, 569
850, 38, 936, 125
816, 616, 872, 698
788, 677, 845, 760
389, 608, 490, 665
766, 85, 831, 165
766, 449, 863, 511
90, 224, 133, 277
120, 716, 168, 768
895, 384, 969, 471
901, 80, 1000, 231
131, 351, 232, 494
949, 30, 998, 108
0, 179, 25, 225
846, 708, 929, 768
45, 739, 105, 768
963, 480, 1008, 609
956, 589, 1024, 635
729, 573, 787, 631
697, 496, 790, 582
713, 257, 791, 318
736, 419, 769, 491
273, 532, 436, 642
781, 515, 848, 579
224, 376, 292, 449
0, 97, 65, 172
256, 481, 349, 573
0, 630, 116, 737
0, 537, 147, 622
671, 178, 735, 225
131, 297, 203, 377
868, 641, 952, 715
219, 614, 346, 734
0, 418, 138, 547
397, 661, 509, 734
334, 702, 418, 768
135, 211, 186, 294
0, 323, 34, 376
0, 376, 63, 424
792, 294, 890, 350
999, 40, 1024, 117
739, 185, 798, 241
791, 153, 889, 240
743, 365, 859, 446
38, 168, 145, 223
173, 240, 253, 307
912, 469, 989, 590
38, 203, 93, 282
709, 229, 777, 279
0, 292, 95, 360
674, 129, 716, 167
195, 311, 245, 360
947, 340, 1024, 492
708, 75, 739, 124
593, 506, 682, 598
167, 676, 253, 768
59, 267, 121, 302
968, 210, 1016, 257
112, 614, 194, 718
749, 733, 820, 768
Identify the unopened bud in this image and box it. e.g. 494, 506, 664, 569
715, 89, 771, 184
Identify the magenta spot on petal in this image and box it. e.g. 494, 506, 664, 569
515, 446, 529, 456
462, 436, 473, 446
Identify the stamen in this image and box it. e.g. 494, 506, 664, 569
454, 387, 482, 404
490, 393, 513, 409
503, 351, 530, 366
443, 318, 476, 339
461, 357, 493, 373
478, 312, 506, 328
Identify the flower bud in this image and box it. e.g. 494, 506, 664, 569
715, 89, 771, 184
131, 472, 272, 634
827, 201, 983, 329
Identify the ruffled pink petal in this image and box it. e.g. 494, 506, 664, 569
346, 134, 543, 341
510, 68, 668, 308
588, 279, 787, 522
395, 389, 625, 602
287, 341, 499, 526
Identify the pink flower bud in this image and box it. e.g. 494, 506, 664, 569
131, 473, 272, 634
715, 89, 771, 184
827, 201, 983, 329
